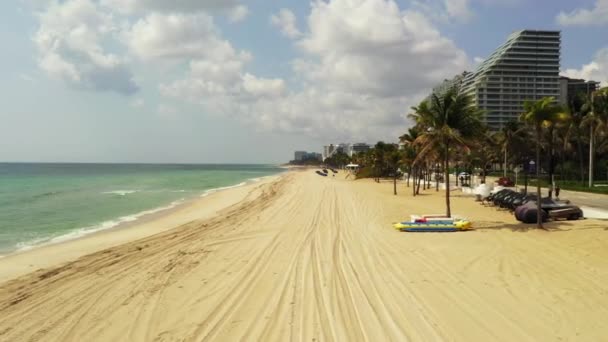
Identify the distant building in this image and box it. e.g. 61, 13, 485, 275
458, 30, 562, 130
323, 144, 347, 160
308, 152, 323, 161
293, 151, 322, 162
294, 151, 307, 161
350, 143, 371, 156
323, 144, 336, 161
323, 143, 371, 159
559, 76, 600, 105
429, 71, 471, 100
428, 30, 605, 131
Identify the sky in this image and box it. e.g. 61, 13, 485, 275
1, 0, 608, 164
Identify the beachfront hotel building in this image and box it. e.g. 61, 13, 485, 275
433, 30, 563, 130
294, 151, 307, 161
293, 151, 322, 162
323, 143, 371, 160
559, 76, 600, 105
350, 143, 372, 156
429, 71, 471, 101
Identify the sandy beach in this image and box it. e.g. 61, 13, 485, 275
1, 170, 608, 341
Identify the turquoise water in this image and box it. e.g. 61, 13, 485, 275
0, 163, 283, 254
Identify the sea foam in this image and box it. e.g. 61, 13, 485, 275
13, 175, 276, 254
102, 190, 139, 196
15, 199, 185, 252
200, 182, 247, 197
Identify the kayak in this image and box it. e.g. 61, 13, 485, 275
393, 220, 472, 232
401, 227, 460, 232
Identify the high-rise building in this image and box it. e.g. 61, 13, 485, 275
350, 143, 371, 156
559, 76, 600, 105
429, 71, 471, 100
323, 144, 336, 160
323, 143, 371, 159
293, 151, 322, 162
460, 30, 561, 130
294, 151, 307, 161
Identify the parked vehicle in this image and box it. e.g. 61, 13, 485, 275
497, 177, 514, 187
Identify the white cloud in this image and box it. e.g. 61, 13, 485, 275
154, 11, 259, 103
242, 74, 286, 98
557, 0, 608, 27
445, 0, 473, 21
32, 0, 472, 141
159, 61, 285, 102
228, 5, 249, 23
562, 48, 608, 87
270, 9, 302, 39
413, 0, 522, 23
161, 0, 469, 140
34, 0, 138, 95
125, 12, 251, 64
100, 0, 240, 14
298, 1, 468, 98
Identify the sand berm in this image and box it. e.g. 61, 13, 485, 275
1, 170, 607, 341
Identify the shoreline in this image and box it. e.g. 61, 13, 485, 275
0, 173, 284, 283
1, 174, 281, 257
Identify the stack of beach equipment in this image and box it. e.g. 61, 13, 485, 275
393, 214, 472, 232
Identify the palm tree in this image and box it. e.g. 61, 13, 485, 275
566, 91, 592, 182
399, 128, 420, 188
497, 121, 525, 178
410, 87, 484, 218
520, 97, 568, 229
544, 110, 571, 196
583, 88, 608, 188
472, 129, 499, 183
372, 142, 389, 183
386, 147, 403, 195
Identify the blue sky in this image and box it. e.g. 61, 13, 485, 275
1, 0, 607, 163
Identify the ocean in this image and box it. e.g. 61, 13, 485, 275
0, 163, 284, 255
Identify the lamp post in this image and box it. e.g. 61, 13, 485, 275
529, 160, 536, 173
514, 166, 521, 192
524, 160, 535, 195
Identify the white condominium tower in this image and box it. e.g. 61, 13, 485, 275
461, 30, 561, 130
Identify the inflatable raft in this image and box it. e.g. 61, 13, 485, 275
393, 219, 472, 232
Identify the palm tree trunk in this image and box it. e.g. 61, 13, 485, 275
393, 175, 397, 195
548, 125, 555, 198
412, 167, 417, 197
445, 143, 451, 218
435, 166, 439, 192
422, 168, 427, 190
589, 123, 595, 188
577, 130, 585, 183
524, 169, 528, 195
503, 147, 508, 178
536, 124, 543, 229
